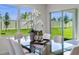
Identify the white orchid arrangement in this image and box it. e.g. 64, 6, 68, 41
23, 9, 44, 31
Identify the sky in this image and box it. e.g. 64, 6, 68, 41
0, 5, 32, 20
0, 4, 72, 21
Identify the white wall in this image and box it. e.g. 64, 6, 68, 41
46, 4, 79, 39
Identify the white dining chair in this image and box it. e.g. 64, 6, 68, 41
0, 37, 34, 55
53, 35, 62, 43
70, 45, 79, 55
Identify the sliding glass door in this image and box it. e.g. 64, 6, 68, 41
50, 8, 77, 55
63, 9, 77, 54
63, 9, 77, 41
50, 11, 63, 55
63, 11, 73, 41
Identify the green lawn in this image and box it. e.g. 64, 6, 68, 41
0, 29, 30, 36
0, 27, 72, 41
51, 27, 72, 40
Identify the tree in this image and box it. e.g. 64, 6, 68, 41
21, 12, 28, 20
52, 17, 56, 21
4, 12, 10, 30
0, 13, 2, 30
0, 13, 2, 19
64, 15, 69, 28
21, 12, 29, 29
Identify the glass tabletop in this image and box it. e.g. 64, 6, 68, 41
51, 40, 74, 54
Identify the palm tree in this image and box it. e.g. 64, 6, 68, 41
52, 17, 56, 21
64, 15, 69, 28
4, 12, 10, 30
21, 12, 29, 29
21, 12, 28, 20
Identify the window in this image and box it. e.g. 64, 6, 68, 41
0, 5, 18, 36
63, 11, 73, 40
20, 7, 32, 36
50, 11, 62, 39
50, 9, 77, 41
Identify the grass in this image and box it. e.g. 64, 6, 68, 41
0, 27, 72, 41
0, 29, 30, 36
64, 27, 72, 40
51, 27, 72, 40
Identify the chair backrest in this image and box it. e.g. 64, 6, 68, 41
14, 32, 23, 43
53, 35, 62, 43
9, 39, 25, 55
0, 37, 25, 55
70, 45, 79, 55
0, 37, 15, 55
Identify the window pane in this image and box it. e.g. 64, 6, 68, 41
20, 7, 32, 36
63, 11, 73, 40
51, 12, 62, 39
50, 12, 63, 55
0, 5, 18, 36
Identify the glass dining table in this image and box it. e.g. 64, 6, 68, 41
51, 40, 74, 55
8, 36, 74, 55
